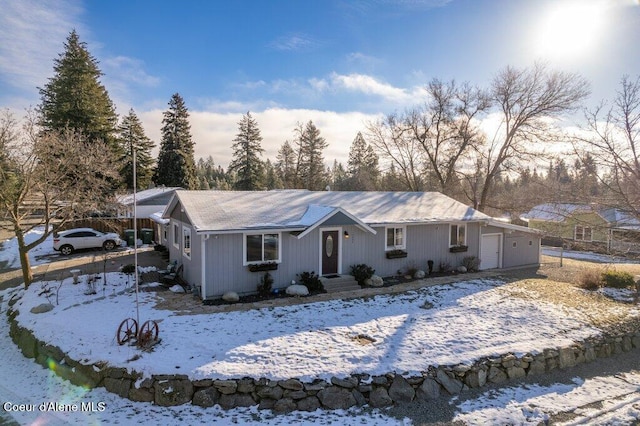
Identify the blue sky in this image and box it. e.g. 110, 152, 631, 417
1, 0, 639, 167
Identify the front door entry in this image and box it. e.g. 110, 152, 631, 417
321, 230, 339, 275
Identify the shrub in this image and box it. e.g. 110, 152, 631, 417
297, 271, 324, 293
350, 264, 375, 286
438, 261, 451, 273
427, 260, 434, 274
576, 269, 603, 290
121, 264, 136, 274
461, 256, 480, 272
257, 272, 273, 297
602, 270, 635, 289
405, 261, 418, 277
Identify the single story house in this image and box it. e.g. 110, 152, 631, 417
521, 203, 640, 253
163, 190, 541, 300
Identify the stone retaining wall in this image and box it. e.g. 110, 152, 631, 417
7, 303, 640, 412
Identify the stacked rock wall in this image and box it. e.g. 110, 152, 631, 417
8, 305, 640, 411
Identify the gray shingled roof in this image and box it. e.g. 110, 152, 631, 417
165, 190, 492, 233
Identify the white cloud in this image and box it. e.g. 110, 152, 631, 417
101, 56, 160, 87
0, 0, 85, 92
139, 107, 382, 169
329, 73, 426, 104
268, 33, 319, 51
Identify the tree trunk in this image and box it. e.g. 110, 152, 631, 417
15, 227, 34, 288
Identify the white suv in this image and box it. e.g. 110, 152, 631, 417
53, 228, 123, 256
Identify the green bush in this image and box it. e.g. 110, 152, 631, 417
461, 256, 480, 272
257, 272, 273, 297
576, 269, 603, 290
601, 270, 635, 289
350, 264, 375, 286
297, 271, 324, 293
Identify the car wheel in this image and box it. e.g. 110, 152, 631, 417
103, 240, 116, 250
60, 245, 73, 256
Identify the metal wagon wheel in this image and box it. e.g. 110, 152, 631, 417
117, 318, 139, 345
137, 320, 159, 348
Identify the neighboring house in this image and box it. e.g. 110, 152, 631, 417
163, 190, 542, 300
117, 187, 183, 219
521, 203, 640, 253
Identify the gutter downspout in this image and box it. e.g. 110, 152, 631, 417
201, 234, 208, 299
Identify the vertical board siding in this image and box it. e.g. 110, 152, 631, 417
503, 232, 541, 268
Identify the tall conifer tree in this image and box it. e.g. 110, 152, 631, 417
296, 121, 328, 190
38, 30, 119, 154
153, 93, 197, 189
117, 109, 155, 190
228, 112, 265, 190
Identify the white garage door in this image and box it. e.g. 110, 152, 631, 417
480, 234, 501, 270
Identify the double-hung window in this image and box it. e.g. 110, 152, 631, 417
575, 225, 592, 242
450, 223, 467, 247
244, 233, 280, 264
386, 226, 406, 250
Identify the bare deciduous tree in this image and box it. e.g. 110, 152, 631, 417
468, 63, 590, 211
574, 75, 640, 217
0, 110, 118, 288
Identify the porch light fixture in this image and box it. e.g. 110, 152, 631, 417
344, 231, 350, 239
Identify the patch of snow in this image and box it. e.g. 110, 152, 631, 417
542, 247, 640, 264
0, 226, 57, 269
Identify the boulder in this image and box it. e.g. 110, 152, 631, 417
435, 369, 463, 394
213, 379, 238, 394
388, 375, 415, 402
169, 285, 185, 293
279, 378, 304, 390
192, 387, 220, 407
416, 378, 441, 400
558, 347, 576, 368
456, 266, 467, 273
297, 396, 321, 412
104, 377, 132, 398
365, 275, 384, 287
487, 366, 508, 384
286, 284, 309, 296
222, 292, 239, 302
368, 387, 393, 408
218, 393, 255, 409
330, 376, 358, 389
464, 368, 487, 388
154, 378, 194, 406
413, 270, 426, 279
317, 386, 356, 409
30, 303, 54, 314
273, 398, 297, 414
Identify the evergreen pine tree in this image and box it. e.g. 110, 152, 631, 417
117, 109, 155, 190
228, 112, 265, 190
38, 30, 119, 154
275, 140, 298, 188
296, 121, 328, 190
346, 132, 380, 190
153, 93, 197, 189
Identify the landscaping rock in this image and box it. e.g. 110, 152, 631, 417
365, 275, 384, 287
369, 387, 393, 408
237, 378, 255, 393
286, 284, 309, 296
192, 387, 220, 407
487, 366, 508, 384
558, 347, 576, 368
456, 266, 467, 273
222, 292, 239, 302
273, 398, 297, 413
129, 387, 154, 402
214, 379, 238, 394
416, 378, 441, 400
256, 385, 283, 400
465, 368, 487, 388
317, 386, 356, 409
388, 375, 415, 402
30, 303, 54, 314
297, 396, 321, 412
219, 393, 255, 409
330, 376, 358, 389
279, 378, 304, 391
436, 369, 463, 394
154, 378, 193, 406
413, 270, 425, 279
104, 377, 132, 398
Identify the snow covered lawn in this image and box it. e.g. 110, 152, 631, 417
11, 271, 640, 383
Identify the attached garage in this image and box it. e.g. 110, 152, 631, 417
480, 234, 502, 270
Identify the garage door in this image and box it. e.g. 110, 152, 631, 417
480, 234, 501, 270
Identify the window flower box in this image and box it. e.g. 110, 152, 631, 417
449, 245, 468, 253
248, 262, 278, 272
386, 249, 408, 259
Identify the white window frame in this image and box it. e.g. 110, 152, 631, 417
243, 232, 281, 265
449, 223, 467, 247
182, 226, 191, 259
173, 223, 180, 248
575, 225, 593, 242
385, 226, 406, 251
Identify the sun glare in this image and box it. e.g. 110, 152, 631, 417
532, 1, 608, 61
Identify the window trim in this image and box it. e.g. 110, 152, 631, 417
449, 223, 467, 247
385, 225, 407, 251
182, 226, 191, 259
173, 223, 180, 248
243, 232, 282, 265
574, 225, 593, 242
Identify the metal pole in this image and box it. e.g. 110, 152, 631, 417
133, 147, 139, 326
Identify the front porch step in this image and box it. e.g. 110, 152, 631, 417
320, 275, 361, 294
